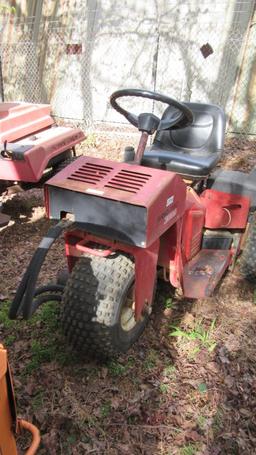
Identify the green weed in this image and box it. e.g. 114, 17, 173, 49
198, 383, 207, 394
4, 334, 16, 346
107, 357, 134, 376
107, 361, 127, 376
212, 408, 223, 433
100, 401, 111, 418
180, 443, 200, 455
159, 383, 169, 394
163, 365, 176, 378
32, 391, 44, 410
143, 349, 158, 370
39, 303, 59, 330
170, 319, 216, 353
164, 297, 174, 309
25, 340, 55, 373
197, 414, 207, 430
0, 301, 16, 329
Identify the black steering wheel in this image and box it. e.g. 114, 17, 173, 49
110, 88, 193, 134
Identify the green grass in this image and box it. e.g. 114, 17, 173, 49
143, 349, 158, 370
0, 300, 17, 329
169, 319, 217, 354
32, 390, 44, 410
212, 408, 223, 433
159, 383, 169, 394
100, 401, 111, 418
107, 357, 135, 377
197, 414, 207, 430
0, 299, 59, 331
180, 443, 200, 455
4, 334, 16, 346
0, 299, 71, 373
163, 364, 176, 378
164, 297, 174, 309
198, 383, 207, 394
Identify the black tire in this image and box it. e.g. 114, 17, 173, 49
240, 212, 256, 283
61, 254, 149, 359
56, 268, 69, 286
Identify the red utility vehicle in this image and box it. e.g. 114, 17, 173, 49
10, 89, 256, 358
0, 101, 85, 226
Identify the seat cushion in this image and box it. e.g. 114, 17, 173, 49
142, 102, 226, 178
142, 146, 221, 177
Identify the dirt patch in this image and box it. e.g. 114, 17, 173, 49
0, 139, 256, 454
221, 137, 256, 172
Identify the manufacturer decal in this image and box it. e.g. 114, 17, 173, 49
166, 195, 174, 207
86, 188, 104, 195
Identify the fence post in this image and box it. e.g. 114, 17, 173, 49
0, 55, 4, 102
228, 3, 256, 132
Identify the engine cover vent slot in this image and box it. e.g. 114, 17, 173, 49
68, 162, 113, 185
105, 169, 151, 194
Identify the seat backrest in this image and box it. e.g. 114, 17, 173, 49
154, 102, 226, 155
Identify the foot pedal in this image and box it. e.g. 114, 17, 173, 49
183, 249, 231, 298
0, 213, 10, 227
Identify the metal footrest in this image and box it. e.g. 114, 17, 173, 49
183, 249, 231, 298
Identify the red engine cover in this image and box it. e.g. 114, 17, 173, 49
45, 156, 187, 247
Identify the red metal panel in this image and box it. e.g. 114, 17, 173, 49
201, 189, 250, 229
158, 188, 205, 288
47, 155, 183, 206
181, 188, 205, 261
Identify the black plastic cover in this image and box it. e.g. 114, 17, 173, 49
48, 186, 147, 246
137, 113, 160, 134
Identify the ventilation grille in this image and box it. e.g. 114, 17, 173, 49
105, 169, 151, 194
190, 231, 202, 258
68, 162, 113, 185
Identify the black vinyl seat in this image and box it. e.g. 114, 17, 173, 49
142, 102, 226, 178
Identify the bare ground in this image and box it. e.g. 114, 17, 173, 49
0, 137, 256, 455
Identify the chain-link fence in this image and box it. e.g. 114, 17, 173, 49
0, 0, 255, 153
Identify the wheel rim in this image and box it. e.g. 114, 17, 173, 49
120, 286, 137, 331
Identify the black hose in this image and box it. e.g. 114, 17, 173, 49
9, 219, 73, 320
31, 293, 63, 313
34, 284, 64, 296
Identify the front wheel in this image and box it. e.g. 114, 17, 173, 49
61, 253, 149, 359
